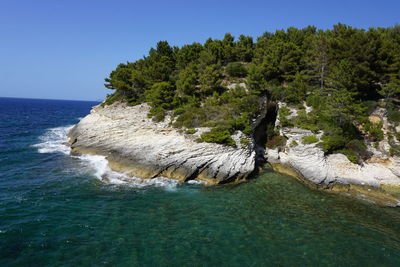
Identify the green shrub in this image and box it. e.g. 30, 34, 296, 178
269, 86, 285, 101
319, 135, 347, 153
226, 62, 247, 77
347, 155, 359, 163
362, 101, 378, 115
173, 107, 206, 128
293, 110, 320, 132
101, 92, 124, 107
320, 137, 370, 164
266, 127, 279, 142
306, 93, 323, 109
240, 138, 250, 147
389, 147, 400, 156
185, 129, 197, 134
200, 127, 236, 146
173, 86, 260, 139
230, 113, 252, 135
302, 135, 319, 144
338, 148, 359, 164
279, 106, 291, 116
173, 106, 187, 116
147, 106, 167, 122
152, 111, 166, 122
266, 135, 287, 149
388, 108, 400, 124
294, 109, 307, 119
296, 103, 305, 110
364, 121, 384, 141
334, 139, 371, 164
297, 122, 320, 132
278, 106, 293, 127
145, 82, 176, 110
290, 140, 298, 147
345, 139, 370, 160
282, 72, 308, 104
388, 135, 400, 156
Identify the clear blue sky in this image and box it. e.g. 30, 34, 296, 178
0, 0, 398, 101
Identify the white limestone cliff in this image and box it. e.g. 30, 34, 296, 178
68, 102, 255, 185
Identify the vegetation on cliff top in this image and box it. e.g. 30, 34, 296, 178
103, 24, 400, 157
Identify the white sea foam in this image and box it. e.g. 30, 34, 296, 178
187, 180, 205, 185
33, 125, 73, 154
77, 153, 179, 189
34, 125, 180, 189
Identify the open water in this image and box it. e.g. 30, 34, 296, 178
1, 97, 400, 266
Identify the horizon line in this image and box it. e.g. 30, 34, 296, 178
0, 96, 102, 102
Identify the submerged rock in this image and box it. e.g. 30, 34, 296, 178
68, 102, 255, 185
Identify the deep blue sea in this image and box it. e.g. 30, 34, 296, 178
2, 97, 400, 266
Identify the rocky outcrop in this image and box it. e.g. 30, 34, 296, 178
68, 99, 400, 205
266, 128, 400, 188
266, 103, 400, 206
68, 102, 255, 185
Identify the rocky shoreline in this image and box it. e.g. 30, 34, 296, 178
265, 127, 400, 206
265, 103, 400, 206
68, 102, 255, 185
68, 102, 400, 206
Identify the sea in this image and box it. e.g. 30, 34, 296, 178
1, 97, 400, 266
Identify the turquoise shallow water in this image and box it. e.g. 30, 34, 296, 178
1, 97, 400, 266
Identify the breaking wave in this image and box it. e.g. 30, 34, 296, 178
77, 153, 179, 189
33, 125, 181, 189
33, 126, 72, 154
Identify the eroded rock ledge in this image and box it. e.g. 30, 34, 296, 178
69, 101, 400, 206
265, 104, 400, 206
68, 102, 255, 185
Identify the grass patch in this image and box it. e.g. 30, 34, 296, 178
364, 121, 384, 141
200, 126, 236, 146
240, 138, 250, 147
185, 129, 197, 134
278, 106, 293, 127
302, 135, 319, 144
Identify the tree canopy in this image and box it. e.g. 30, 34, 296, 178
103, 24, 400, 155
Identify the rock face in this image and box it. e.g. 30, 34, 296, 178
69, 100, 400, 205
68, 102, 255, 185
266, 127, 400, 189
265, 103, 400, 205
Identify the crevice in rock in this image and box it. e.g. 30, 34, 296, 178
218, 171, 240, 185
184, 161, 211, 182
251, 101, 278, 171
150, 163, 176, 179
70, 138, 78, 146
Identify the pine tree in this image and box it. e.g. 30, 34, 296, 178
303, 32, 329, 90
